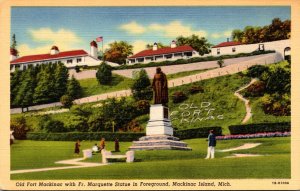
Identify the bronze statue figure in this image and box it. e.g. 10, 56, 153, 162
152, 67, 168, 105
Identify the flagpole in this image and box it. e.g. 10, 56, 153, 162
102, 38, 104, 61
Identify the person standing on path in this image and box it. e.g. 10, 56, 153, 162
114, 138, 120, 152
205, 130, 216, 159
100, 138, 106, 151
74, 140, 81, 156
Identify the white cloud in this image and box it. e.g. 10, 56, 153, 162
211, 33, 221, 39
120, 20, 207, 38
149, 21, 207, 38
210, 29, 233, 39
18, 28, 83, 56
132, 40, 149, 54
223, 30, 232, 37
119, 21, 146, 34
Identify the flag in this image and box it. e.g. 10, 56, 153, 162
96, 36, 103, 42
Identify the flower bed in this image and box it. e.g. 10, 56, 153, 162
216, 131, 290, 140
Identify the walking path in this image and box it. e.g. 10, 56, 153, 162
10, 157, 107, 175
219, 143, 262, 152
234, 78, 258, 124
11, 53, 282, 114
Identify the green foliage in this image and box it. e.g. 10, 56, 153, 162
131, 69, 153, 101
11, 116, 29, 140
60, 95, 73, 108
104, 41, 133, 64
246, 65, 269, 78
65, 105, 93, 132
53, 63, 69, 99
75, 65, 80, 73
174, 126, 222, 139
96, 62, 112, 85
260, 93, 290, 116
67, 76, 82, 99
245, 80, 266, 97
38, 115, 67, 133
176, 34, 211, 56
172, 91, 188, 103
228, 122, 290, 135
146, 42, 167, 49
135, 100, 150, 115
232, 18, 290, 43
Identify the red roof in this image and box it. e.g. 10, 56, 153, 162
10, 50, 88, 65
128, 45, 195, 59
212, 41, 242, 48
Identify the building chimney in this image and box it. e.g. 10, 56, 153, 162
90, 40, 98, 58
227, 38, 230, 42
170, 40, 176, 48
10, 48, 18, 61
50, 46, 59, 55
153, 42, 158, 51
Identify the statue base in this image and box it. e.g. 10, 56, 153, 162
129, 104, 191, 151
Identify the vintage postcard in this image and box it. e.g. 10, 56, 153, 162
0, 0, 300, 190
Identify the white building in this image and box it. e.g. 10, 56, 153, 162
127, 41, 199, 64
10, 41, 117, 72
211, 39, 290, 60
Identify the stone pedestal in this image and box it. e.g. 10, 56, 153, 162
129, 104, 191, 151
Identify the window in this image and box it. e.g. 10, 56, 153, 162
77, 58, 82, 63
184, 52, 192, 57
232, 47, 236, 52
165, 54, 173, 59
217, 48, 220, 55
67, 59, 73, 64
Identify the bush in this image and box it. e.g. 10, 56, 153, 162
75, 65, 80, 73
11, 117, 29, 140
122, 119, 143, 132
172, 91, 188, 103
135, 100, 150, 115
246, 65, 269, 78
245, 80, 266, 97
26, 126, 222, 141
228, 122, 291, 135
217, 59, 224, 68
60, 95, 73, 108
188, 85, 204, 94
39, 116, 67, 133
174, 126, 222, 139
96, 62, 112, 85
261, 93, 290, 116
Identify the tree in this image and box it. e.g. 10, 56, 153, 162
176, 34, 211, 56
60, 95, 73, 108
67, 75, 82, 99
13, 68, 36, 111
104, 41, 133, 64
33, 64, 55, 104
96, 62, 112, 85
10, 116, 28, 139
11, 34, 19, 56
54, 62, 69, 100
131, 69, 153, 101
146, 42, 167, 49
10, 70, 23, 107
217, 59, 224, 68
231, 29, 244, 42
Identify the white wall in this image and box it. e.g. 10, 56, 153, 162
211, 39, 290, 58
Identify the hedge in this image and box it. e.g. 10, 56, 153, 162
26, 126, 222, 141
114, 50, 275, 70
228, 122, 291, 135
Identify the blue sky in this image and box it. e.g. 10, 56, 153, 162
11, 6, 290, 56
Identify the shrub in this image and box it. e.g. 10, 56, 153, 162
131, 69, 153, 101
172, 91, 188, 103
245, 80, 266, 97
246, 65, 269, 78
123, 119, 143, 132
261, 93, 290, 116
217, 59, 224, 68
60, 95, 73, 108
228, 122, 290, 135
135, 100, 150, 115
11, 116, 29, 140
174, 126, 222, 139
39, 116, 67, 133
96, 62, 112, 85
75, 65, 80, 73
188, 85, 204, 94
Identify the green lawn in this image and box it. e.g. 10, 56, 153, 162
167, 68, 216, 80
11, 137, 290, 179
79, 74, 134, 97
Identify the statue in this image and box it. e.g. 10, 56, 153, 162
152, 67, 168, 105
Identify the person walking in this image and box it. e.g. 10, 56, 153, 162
205, 130, 216, 159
